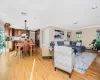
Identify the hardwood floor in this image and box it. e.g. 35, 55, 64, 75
0, 48, 100, 80
0, 53, 8, 80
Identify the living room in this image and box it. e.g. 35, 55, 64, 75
0, 0, 100, 80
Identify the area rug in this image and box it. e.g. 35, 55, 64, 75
74, 52, 97, 74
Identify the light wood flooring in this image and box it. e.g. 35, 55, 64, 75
0, 48, 100, 80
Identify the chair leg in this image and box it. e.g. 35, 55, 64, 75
69, 74, 71, 78
69, 69, 73, 78
20, 51, 22, 58
22, 52, 25, 58
54, 67, 56, 71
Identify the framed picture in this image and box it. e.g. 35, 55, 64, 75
67, 32, 71, 41
54, 30, 64, 39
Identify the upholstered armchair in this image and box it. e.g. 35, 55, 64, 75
54, 46, 75, 78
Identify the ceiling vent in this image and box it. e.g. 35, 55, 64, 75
74, 22, 78, 24
21, 12, 27, 16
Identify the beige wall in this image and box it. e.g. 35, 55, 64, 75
50, 27, 72, 42
40, 26, 100, 48
0, 19, 4, 26
40, 26, 71, 48
71, 27, 100, 48
40, 26, 71, 57
40, 26, 100, 57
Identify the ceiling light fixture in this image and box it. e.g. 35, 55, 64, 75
24, 20, 29, 35
24, 20, 27, 30
34, 18, 36, 19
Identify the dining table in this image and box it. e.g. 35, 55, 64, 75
15, 42, 34, 58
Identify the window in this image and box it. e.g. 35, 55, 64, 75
76, 32, 82, 42
96, 30, 100, 44
0, 26, 5, 54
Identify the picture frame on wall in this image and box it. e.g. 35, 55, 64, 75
54, 30, 64, 39
67, 32, 71, 41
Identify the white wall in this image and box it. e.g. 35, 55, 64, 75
40, 27, 51, 48
30, 31, 35, 44
0, 19, 4, 26
42, 28, 50, 48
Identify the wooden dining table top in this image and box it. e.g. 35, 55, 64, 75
15, 42, 34, 57
16, 43, 34, 47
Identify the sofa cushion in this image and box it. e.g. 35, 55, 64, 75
54, 41, 58, 46
57, 41, 64, 46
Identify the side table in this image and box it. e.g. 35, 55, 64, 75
97, 50, 100, 55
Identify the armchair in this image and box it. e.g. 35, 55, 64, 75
54, 46, 75, 78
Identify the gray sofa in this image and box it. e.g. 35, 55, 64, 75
50, 41, 86, 53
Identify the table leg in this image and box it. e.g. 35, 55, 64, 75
18, 47, 22, 58
30, 46, 32, 56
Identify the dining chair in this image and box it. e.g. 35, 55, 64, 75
22, 41, 30, 57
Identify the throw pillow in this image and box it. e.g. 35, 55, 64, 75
64, 41, 70, 45
76, 42, 81, 46
57, 41, 64, 46
54, 41, 58, 46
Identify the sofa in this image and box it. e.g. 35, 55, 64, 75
50, 41, 86, 54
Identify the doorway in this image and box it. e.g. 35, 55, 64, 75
35, 29, 40, 47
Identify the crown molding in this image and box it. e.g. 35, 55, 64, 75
68, 25, 100, 31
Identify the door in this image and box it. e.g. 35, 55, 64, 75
42, 29, 50, 48
42, 29, 50, 56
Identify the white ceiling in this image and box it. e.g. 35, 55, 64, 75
0, 0, 100, 30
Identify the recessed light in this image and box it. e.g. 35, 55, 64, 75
74, 22, 78, 24
92, 6, 97, 9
